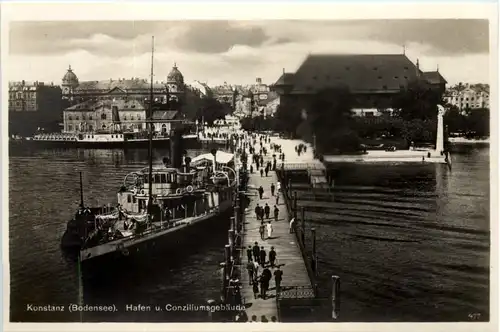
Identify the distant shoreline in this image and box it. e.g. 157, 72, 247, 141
448, 137, 490, 144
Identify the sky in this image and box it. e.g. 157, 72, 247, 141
7, 19, 490, 87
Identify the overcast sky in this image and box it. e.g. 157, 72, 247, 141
8, 20, 489, 86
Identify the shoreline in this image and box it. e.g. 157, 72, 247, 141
448, 137, 489, 144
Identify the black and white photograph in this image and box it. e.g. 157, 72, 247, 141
2, 2, 497, 331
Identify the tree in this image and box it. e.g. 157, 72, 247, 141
195, 97, 231, 125
393, 80, 444, 121
304, 87, 360, 154
273, 102, 303, 137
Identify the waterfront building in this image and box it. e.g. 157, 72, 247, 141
212, 82, 238, 109
63, 99, 179, 133
8, 80, 63, 135
444, 83, 489, 111
272, 54, 447, 117
61, 63, 186, 108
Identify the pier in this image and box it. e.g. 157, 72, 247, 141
219, 135, 338, 322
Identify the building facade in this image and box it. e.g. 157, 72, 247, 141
61, 64, 186, 109
8, 80, 63, 135
272, 54, 447, 117
444, 84, 489, 110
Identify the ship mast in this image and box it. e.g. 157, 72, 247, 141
147, 36, 154, 216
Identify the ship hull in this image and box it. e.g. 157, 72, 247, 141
80, 205, 233, 283
10, 136, 199, 149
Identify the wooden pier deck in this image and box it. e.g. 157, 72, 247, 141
239, 137, 316, 322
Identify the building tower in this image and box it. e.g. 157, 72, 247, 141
166, 63, 185, 108
61, 65, 79, 102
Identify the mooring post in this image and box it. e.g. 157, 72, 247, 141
331, 275, 341, 320
224, 244, 231, 269
293, 191, 298, 220
235, 205, 242, 233
301, 207, 305, 244
228, 230, 235, 251
220, 262, 227, 302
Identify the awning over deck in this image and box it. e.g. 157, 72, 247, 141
191, 151, 234, 165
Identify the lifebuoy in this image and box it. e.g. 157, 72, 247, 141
176, 188, 182, 194
186, 185, 194, 193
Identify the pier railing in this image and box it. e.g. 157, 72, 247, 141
276, 169, 319, 297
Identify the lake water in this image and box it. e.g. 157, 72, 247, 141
8, 144, 490, 322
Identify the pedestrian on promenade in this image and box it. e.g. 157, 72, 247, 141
253, 260, 260, 282
270, 183, 275, 196
266, 221, 273, 239
277, 181, 281, 193
274, 205, 279, 221
275, 194, 280, 205
252, 242, 260, 263
260, 246, 266, 267
258, 186, 264, 199
254, 204, 260, 219
260, 168, 264, 177
250, 164, 253, 174
252, 281, 259, 299
261, 267, 272, 298
265, 165, 269, 177
272, 158, 277, 171
264, 203, 270, 219
259, 276, 267, 299
289, 217, 296, 233
274, 267, 283, 293
260, 208, 265, 222
260, 155, 264, 165
259, 222, 265, 240
246, 261, 255, 285
269, 246, 277, 267
247, 245, 253, 262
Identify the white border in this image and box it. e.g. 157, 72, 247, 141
1, 2, 498, 332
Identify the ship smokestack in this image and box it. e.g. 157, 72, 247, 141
170, 129, 184, 169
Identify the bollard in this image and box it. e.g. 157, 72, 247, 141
301, 207, 305, 244
294, 191, 298, 220
224, 245, 231, 267
207, 299, 216, 321
331, 275, 341, 320
230, 217, 235, 232
312, 228, 317, 257
228, 230, 235, 250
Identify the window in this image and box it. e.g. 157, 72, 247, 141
394, 76, 399, 79
68, 115, 73, 120
101, 114, 106, 120
127, 195, 132, 203
124, 116, 127, 121
137, 116, 141, 120
382, 85, 388, 90
133, 196, 137, 204
373, 67, 378, 70
68, 125, 73, 131
112, 135, 114, 138
82, 115, 86, 120
89, 115, 93, 120
89, 125, 93, 131
378, 76, 382, 79
161, 174, 166, 183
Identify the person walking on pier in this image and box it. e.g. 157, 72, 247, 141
250, 164, 253, 174
252, 242, 260, 263
259, 222, 265, 240
261, 267, 272, 299
253, 260, 260, 282
260, 246, 266, 267
258, 186, 264, 199
269, 246, 277, 267
254, 204, 261, 219
266, 222, 273, 239
275, 193, 280, 205
252, 281, 259, 299
246, 245, 253, 263
274, 266, 283, 294
260, 168, 264, 177
274, 205, 279, 221
264, 203, 270, 219
265, 165, 269, 177
246, 261, 255, 285
289, 217, 296, 233
270, 183, 275, 196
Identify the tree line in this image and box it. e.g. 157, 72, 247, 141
241, 80, 489, 155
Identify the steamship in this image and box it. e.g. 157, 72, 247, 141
60, 134, 237, 272
60, 36, 237, 276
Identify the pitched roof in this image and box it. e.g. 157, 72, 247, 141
75, 79, 166, 92
274, 73, 295, 86
283, 54, 423, 94
422, 71, 447, 84
151, 110, 178, 120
